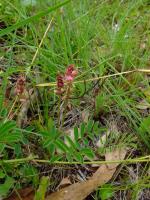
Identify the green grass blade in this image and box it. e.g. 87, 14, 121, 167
0, 0, 71, 37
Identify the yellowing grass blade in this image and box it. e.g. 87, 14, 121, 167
36, 69, 150, 87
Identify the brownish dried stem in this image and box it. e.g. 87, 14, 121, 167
17, 90, 38, 128
60, 83, 72, 127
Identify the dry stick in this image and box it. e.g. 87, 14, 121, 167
26, 18, 53, 75
36, 69, 150, 87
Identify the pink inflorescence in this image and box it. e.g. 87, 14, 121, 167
15, 75, 26, 95
56, 64, 78, 95
65, 64, 78, 82
56, 74, 64, 95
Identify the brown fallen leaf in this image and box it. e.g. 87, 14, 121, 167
82, 110, 90, 123
57, 177, 71, 189
5, 187, 34, 200
46, 148, 127, 200
105, 148, 127, 170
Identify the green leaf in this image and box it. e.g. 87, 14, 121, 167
47, 118, 54, 132
43, 138, 52, 148
0, 121, 22, 144
0, 121, 16, 136
74, 127, 79, 142
50, 155, 62, 163
55, 139, 69, 153
74, 153, 83, 163
93, 121, 100, 135
95, 94, 105, 115
49, 126, 57, 139
80, 123, 85, 138
98, 184, 114, 200
139, 116, 150, 133
14, 144, 22, 157
20, 164, 39, 187
83, 138, 89, 146
138, 116, 150, 148
66, 153, 73, 162
86, 120, 94, 133
0, 170, 5, 179
80, 148, 95, 159
0, 108, 7, 118
0, 131, 22, 143
65, 135, 78, 150
34, 176, 49, 200
22, 135, 29, 145
0, 176, 15, 198
47, 143, 55, 156
0, 0, 71, 37
0, 143, 5, 153
33, 121, 46, 132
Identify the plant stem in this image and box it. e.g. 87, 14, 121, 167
0, 155, 150, 165
36, 68, 150, 87
61, 83, 71, 127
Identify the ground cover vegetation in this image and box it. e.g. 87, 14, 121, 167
0, 0, 150, 199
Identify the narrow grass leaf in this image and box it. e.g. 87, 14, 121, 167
0, 0, 71, 37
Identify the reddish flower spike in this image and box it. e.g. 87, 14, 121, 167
65, 64, 74, 76
15, 75, 26, 95
72, 69, 78, 77
56, 74, 64, 95
65, 64, 78, 82
56, 74, 64, 88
